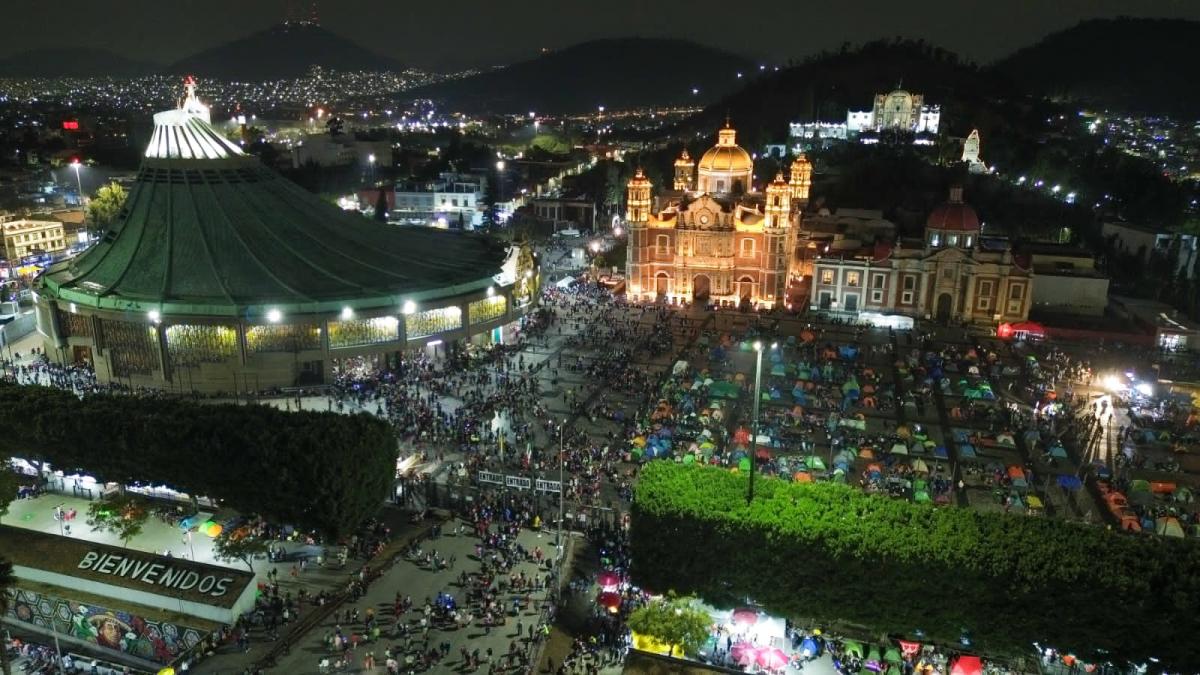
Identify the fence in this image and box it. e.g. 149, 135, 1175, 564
423, 479, 620, 531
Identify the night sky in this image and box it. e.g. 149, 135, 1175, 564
4, 0, 1200, 72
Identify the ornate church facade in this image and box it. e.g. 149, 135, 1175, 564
624, 124, 812, 309
809, 187, 1033, 324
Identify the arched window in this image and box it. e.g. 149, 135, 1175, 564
740, 238, 756, 257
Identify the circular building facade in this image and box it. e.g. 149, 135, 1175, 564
35, 84, 539, 393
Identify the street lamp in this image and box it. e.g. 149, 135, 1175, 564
747, 340, 777, 504
557, 420, 566, 548
70, 159, 84, 206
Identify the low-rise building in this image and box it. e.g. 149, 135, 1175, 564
373, 172, 485, 229
2, 215, 67, 261
1025, 243, 1110, 317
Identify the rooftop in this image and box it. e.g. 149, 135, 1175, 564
40, 83, 507, 317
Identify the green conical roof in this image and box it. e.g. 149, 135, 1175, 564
42, 97, 504, 317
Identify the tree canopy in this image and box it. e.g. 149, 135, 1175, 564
0, 383, 398, 537
86, 492, 149, 548
85, 181, 127, 232
626, 593, 712, 658
631, 462, 1200, 671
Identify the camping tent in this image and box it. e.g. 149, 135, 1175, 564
950, 655, 984, 675
1156, 516, 1185, 538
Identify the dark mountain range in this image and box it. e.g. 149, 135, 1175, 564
992, 17, 1200, 117
166, 22, 402, 80
0, 48, 158, 77
407, 38, 756, 114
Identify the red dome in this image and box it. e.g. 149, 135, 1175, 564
926, 201, 980, 231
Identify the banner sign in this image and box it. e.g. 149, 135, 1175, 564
505, 475, 532, 490
477, 471, 504, 485
535, 479, 561, 493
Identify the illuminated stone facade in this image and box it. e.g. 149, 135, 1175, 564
625, 125, 811, 309
809, 187, 1033, 324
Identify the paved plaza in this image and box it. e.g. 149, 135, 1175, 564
5, 273, 1200, 674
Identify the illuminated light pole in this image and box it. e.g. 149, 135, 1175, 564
557, 420, 565, 548
495, 160, 506, 220
70, 158, 85, 215
747, 340, 777, 504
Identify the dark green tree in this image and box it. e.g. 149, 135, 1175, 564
212, 527, 271, 573
87, 492, 149, 548
626, 593, 712, 658
0, 557, 13, 675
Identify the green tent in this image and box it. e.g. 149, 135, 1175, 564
843, 641, 864, 658
1130, 479, 1151, 493
738, 457, 752, 472
914, 490, 932, 503
884, 648, 902, 663
805, 456, 827, 471
682, 454, 696, 466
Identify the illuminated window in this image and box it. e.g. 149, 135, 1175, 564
245, 323, 321, 353
165, 324, 238, 366
656, 234, 670, 256
820, 269, 834, 285
469, 296, 507, 325
740, 238, 755, 257
930, 232, 941, 247
846, 271, 861, 287
947, 234, 959, 246
406, 306, 463, 338
328, 316, 400, 349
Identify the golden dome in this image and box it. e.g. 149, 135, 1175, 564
698, 145, 753, 173
696, 123, 753, 173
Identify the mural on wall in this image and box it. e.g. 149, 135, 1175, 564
5, 588, 205, 664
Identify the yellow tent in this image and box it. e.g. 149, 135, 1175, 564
631, 631, 682, 656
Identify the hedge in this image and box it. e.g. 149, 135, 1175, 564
630, 462, 1200, 671
0, 383, 397, 537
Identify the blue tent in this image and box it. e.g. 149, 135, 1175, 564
934, 446, 949, 459
800, 637, 821, 657
1056, 474, 1082, 490
1047, 444, 1068, 459
958, 444, 977, 458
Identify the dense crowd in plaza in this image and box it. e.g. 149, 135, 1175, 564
7, 266, 1200, 674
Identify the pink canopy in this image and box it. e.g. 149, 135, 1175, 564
597, 571, 620, 589
596, 592, 621, 612
730, 642, 758, 667
731, 608, 758, 626
757, 647, 790, 670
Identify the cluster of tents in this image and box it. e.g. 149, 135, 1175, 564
1098, 474, 1196, 536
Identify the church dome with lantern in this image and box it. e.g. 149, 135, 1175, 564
696, 122, 753, 194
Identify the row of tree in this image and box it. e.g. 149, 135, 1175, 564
0, 383, 397, 537
630, 462, 1200, 671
